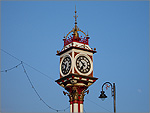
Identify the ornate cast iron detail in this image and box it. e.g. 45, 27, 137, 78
63, 91, 73, 102
63, 87, 89, 102
79, 89, 89, 101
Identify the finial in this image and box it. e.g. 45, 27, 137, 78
87, 31, 89, 36
64, 33, 65, 38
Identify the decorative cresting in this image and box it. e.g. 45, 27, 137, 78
63, 30, 89, 47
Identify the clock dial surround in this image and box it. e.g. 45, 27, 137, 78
76, 56, 91, 74
61, 56, 71, 75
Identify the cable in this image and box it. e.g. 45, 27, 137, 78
1, 49, 69, 112
1, 62, 22, 72
21, 62, 69, 112
1, 60, 69, 112
85, 97, 112, 112
1, 49, 54, 80
1, 49, 110, 112
1, 49, 22, 62
23, 62, 54, 80
83, 106, 86, 113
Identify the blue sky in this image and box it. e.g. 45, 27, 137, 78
1, 1, 149, 112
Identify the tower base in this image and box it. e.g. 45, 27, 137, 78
56, 74, 98, 113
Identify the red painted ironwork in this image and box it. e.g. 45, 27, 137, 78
63, 36, 89, 46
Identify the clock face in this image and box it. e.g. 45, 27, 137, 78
76, 56, 91, 74
61, 56, 71, 75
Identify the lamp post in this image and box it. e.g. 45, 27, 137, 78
98, 82, 116, 113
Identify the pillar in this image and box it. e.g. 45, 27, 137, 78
63, 86, 89, 113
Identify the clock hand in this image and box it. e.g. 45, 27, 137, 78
81, 65, 83, 70
64, 61, 69, 70
80, 60, 85, 70
63, 62, 67, 70
66, 63, 68, 70
80, 60, 85, 67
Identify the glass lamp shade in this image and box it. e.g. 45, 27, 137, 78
100, 98, 105, 101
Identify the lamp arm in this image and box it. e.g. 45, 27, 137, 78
101, 82, 113, 96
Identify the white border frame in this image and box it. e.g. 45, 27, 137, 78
60, 54, 72, 77
74, 53, 93, 76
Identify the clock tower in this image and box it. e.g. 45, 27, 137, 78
55, 8, 98, 113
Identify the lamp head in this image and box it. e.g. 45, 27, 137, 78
98, 91, 107, 101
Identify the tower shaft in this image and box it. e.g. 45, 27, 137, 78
63, 85, 88, 113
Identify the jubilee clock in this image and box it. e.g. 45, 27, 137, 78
55, 8, 98, 113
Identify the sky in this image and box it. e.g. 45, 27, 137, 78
1, 1, 149, 113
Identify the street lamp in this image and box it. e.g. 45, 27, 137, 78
99, 91, 107, 101
98, 82, 116, 113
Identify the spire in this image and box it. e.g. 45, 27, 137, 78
73, 5, 78, 27
73, 5, 79, 38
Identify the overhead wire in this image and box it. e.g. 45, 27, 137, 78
1, 49, 69, 112
83, 106, 86, 113
85, 97, 112, 112
1, 61, 69, 112
1, 49, 22, 62
1, 49, 54, 80
21, 62, 69, 112
1, 49, 111, 112
1, 62, 22, 72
